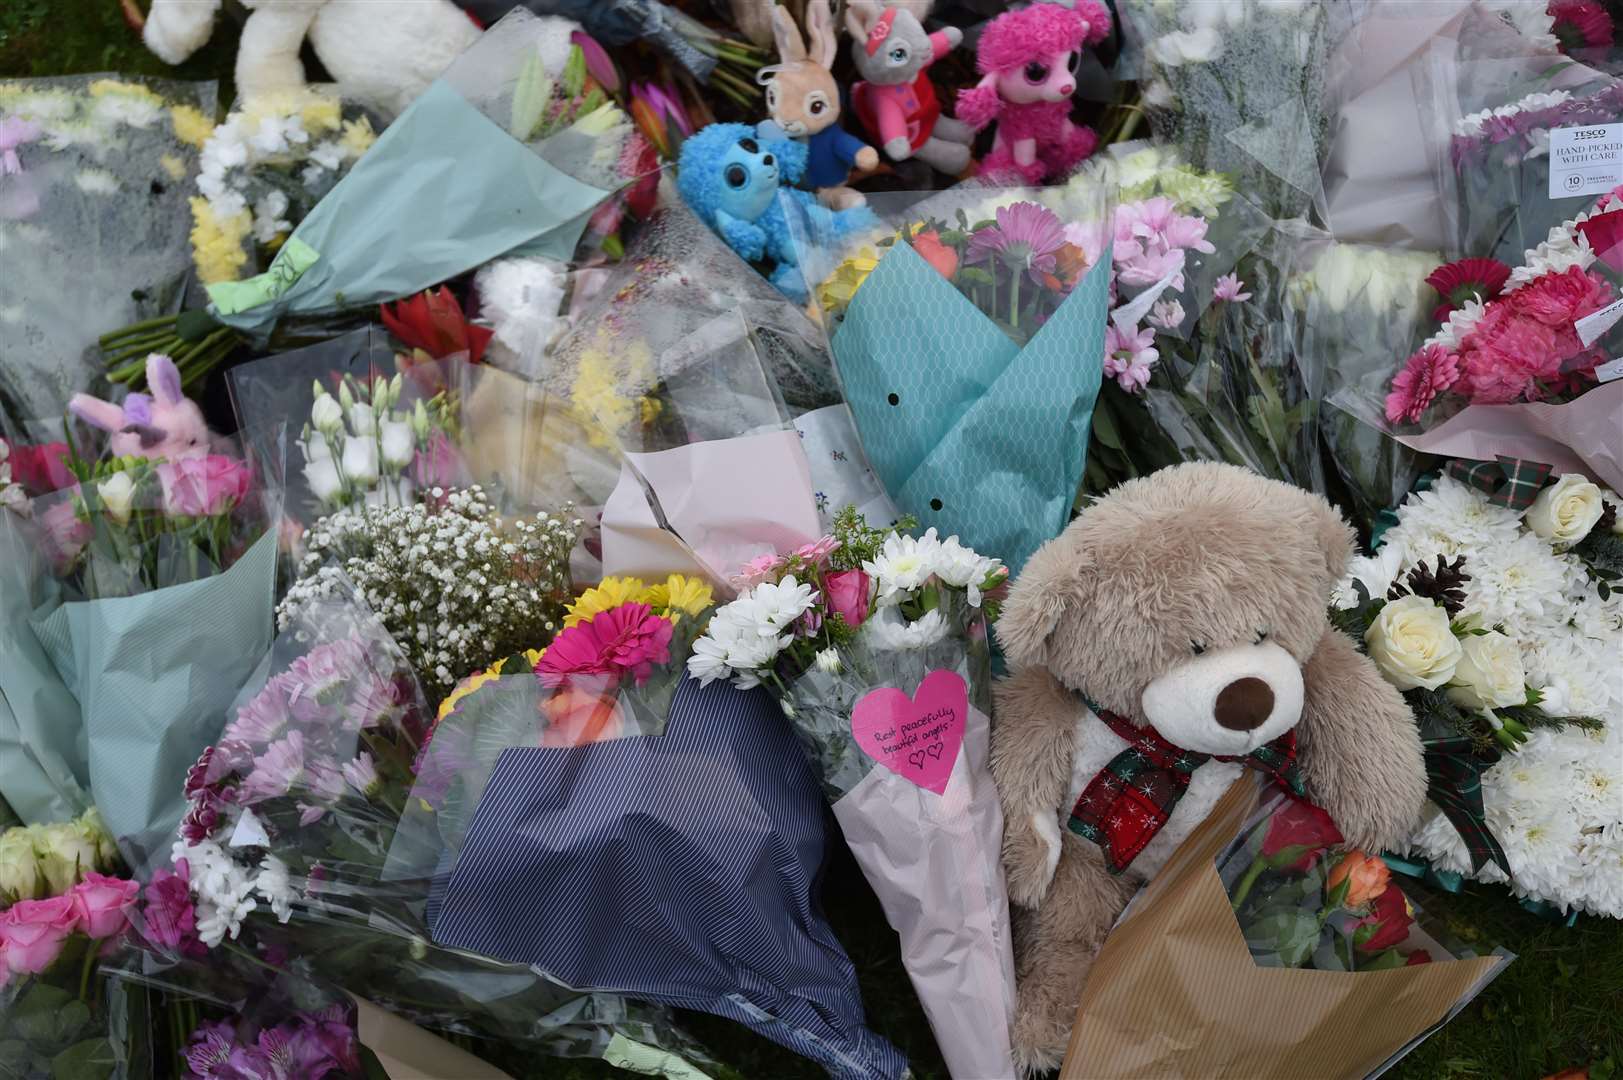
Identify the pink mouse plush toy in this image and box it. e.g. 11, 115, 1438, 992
68, 354, 213, 461
956, 1, 1111, 184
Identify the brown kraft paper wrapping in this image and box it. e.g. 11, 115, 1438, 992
1062, 780, 1506, 1080
349, 995, 516, 1080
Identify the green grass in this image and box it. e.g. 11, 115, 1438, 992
5, 9, 1621, 1079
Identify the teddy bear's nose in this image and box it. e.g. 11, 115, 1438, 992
1214, 677, 1274, 731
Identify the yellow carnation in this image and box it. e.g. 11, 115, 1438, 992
341, 117, 376, 158
566, 577, 649, 628
300, 94, 342, 134
169, 104, 215, 148
188, 197, 251, 285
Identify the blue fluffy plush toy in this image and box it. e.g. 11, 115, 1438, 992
677, 122, 875, 303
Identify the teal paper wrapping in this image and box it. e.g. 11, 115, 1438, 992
23, 530, 279, 856
831, 241, 1110, 574
209, 81, 613, 338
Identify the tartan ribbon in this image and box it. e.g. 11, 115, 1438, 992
1446, 455, 1553, 510
1068, 705, 1306, 875
1423, 735, 1512, 879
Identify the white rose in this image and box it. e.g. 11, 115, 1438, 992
304, 457, 344, 504
96, 471, 136, 526
0, 828, 41, 903
33, 822, 97, 895
379, 420, 415, 470
341, 437, 379, 486
310, 393, 343, 433
1524, 474, 1604, 543
1364, 595, 1463, 691
1446, 631, 1528, 710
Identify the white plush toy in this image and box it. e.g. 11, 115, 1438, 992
141, 0, 484, 120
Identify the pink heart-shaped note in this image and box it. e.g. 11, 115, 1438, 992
850, 669, 968, 795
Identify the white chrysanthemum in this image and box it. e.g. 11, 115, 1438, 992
1452, 89, 1569, 138
740, 575, 818, 637
475, 256, 570, 357
931, 534, 1001, 606
862, 607, 949, 651
256, 855, 295, 923
90, 90, 162, 130
865, 529, 944, 604
1332, 544, 1406, 610
1379, 477, 1523, 566
1460, 532, 1575, 634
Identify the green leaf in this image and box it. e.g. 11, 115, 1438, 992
1325, 871, 1351, 912
562, 43, 587, 99
1091, 403, 1124, 451
358, 1045, 394, 1080
956, 267, 994, 286
510, 53, 555, 141
51, 1037, 116, 1080
10, 983, 74, 1045
1360, 948, 1408, 971
0, 1041, 30, 1080
1245, 909, 1321, 967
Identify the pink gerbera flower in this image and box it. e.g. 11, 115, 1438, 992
967, 201, 1067, 274
1385, 344, 1462, 423
1212, 273, 1252, 303
1550, 0, 1615, 51
1425, 258, 1512, 322
537, 602, 674, 687
1104, 323, 1158, 392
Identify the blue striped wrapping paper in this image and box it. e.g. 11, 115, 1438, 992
427, 675, 908, 1080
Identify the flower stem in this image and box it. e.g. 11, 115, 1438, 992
77, 940, 98, 1002
1229, 858, 1268, 911
1010, 267, 1021, 330
99, 315, 176, 345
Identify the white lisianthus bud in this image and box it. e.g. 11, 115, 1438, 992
1446, 631, 1528, 710
96, 471, 137, 526
1364, 595, 1462, 691
412, 399, 430, 440
310, 392, 343, 433
341, 436, 379, 486
379, 421, 415, 470
1524, 474, 1604, 544
338, 380, 355, 412
304, 456, 344, 504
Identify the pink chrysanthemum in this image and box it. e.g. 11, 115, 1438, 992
1550, 0, 1615, 51
967, 201, 1067, 274
733, 551, 785, 587
1385, 344, 1462, 423
1104, 323, 1158, 392
1425, 258, 1512, 321
1212, 273, 1252, 304
537, 602, 674, 687
790, 536, 841, 567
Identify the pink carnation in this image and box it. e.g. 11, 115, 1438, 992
68, 871, 139, 939
1503, 265, 1613, 331
537, 602, 674, 687
1385, 344, 1462, 423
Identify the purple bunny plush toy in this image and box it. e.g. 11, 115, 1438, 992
68, 354, 212, 460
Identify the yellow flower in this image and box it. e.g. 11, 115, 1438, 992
816, 247, 880, 315
638, 396, 663, 426
169, 104, 215, 148
88, 79, 163, 105
188, 197, 251, 284
159, 154, 188, 181
570, 334, 657, 448
300, 94, 342, 134
434, 649, 545, 722
566, 577, 649, 628
642, 574, 713, 620
341, 117, 376, 158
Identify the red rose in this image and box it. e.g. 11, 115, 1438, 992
1405, 949, 1433, 966
1355, 884, 1415, 953
1259, 799, 1343, 872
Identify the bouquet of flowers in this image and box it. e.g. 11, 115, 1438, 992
1117, 0, 1334, 219
1358, 186, 1623, 488
688, 508, 1019, 1080
0, 76, 215, 430
798, 180, 1113, 575
0, 810, 150, 1079
276, 487, 579, 704
1332, 471, 1621, 916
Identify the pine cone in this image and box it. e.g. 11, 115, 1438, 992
1389, 555, 1471, 617
1595, 499, 1618, 536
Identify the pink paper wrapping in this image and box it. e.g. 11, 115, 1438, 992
1396, 381, 1623, 490
599, 429, 824, 583
831, 702, 1019, 1080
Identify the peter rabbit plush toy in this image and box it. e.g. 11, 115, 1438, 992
758, 0, 879, 210
68, 354, 214, 461
845, 1, 975, 176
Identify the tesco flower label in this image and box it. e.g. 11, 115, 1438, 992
1548, 123, 1623, 200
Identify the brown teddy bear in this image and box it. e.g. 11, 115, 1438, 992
990, 462, 1427, 1074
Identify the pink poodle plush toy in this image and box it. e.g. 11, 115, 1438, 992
956, 0, 1111, 184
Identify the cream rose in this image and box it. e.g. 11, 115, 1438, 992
0, 828, 42, 904
1446, 630, 1528, 710
1524, 474, 1604, 544
1365, 595, 1462, 691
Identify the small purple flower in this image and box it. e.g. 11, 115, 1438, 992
341, 752, 380, 796
183, 1024, 236, 1078
1212, 273, 1252, 304
239, 731, 306, 803
180, 801, 221, 845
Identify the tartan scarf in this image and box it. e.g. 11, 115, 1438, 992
1068, 706, 1306, 875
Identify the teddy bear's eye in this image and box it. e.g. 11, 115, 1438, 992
1024, 62, 1050, 84
1190, 640, 1206, 656
724, 164, 748, 188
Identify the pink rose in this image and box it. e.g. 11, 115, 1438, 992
823, 568, 872, 628
157, 455, 251, 518
38, 493, 91, 572
68, 871, 139, 939
0, 894, 79, 974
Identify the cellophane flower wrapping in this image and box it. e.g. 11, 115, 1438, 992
1287, 234, 1443, 525
791, 178, 1113, 576
163, 579, 718, 1076
688, 513, 1018, 1079
0, 423, 281, 865
1116, 0, 1333, 219
1418, 51, 1621, 265
0, 76, 215, 433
